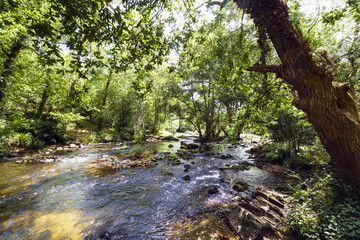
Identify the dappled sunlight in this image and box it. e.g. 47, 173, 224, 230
165, 213, 239, 240
1, 211, 38, 232
0, 141, 283, 239
30, 211, 94, 239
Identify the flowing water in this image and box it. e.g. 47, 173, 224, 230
0, 139, 283, 239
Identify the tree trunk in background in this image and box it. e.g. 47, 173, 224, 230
68, 79, 77, 106
153, 99, 159, 134
37, 75, 51, 119
101, 69, 113, 109
0, 35, 24, 104
142, 102, 147, 140
234, 0, 360, 185
348, 25, 359, 100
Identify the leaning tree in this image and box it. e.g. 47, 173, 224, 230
229, 0, 360, 185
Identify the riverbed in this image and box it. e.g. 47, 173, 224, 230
0, 138, 283, 239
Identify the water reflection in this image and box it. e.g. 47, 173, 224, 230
0, 140, 282, 239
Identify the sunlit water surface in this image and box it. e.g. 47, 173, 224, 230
0, 139, 283, 239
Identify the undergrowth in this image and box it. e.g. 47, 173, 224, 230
286, 175, 360, 240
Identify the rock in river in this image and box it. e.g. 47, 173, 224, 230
208, 186, 219, 194
183, 175, 191, 181
217, 188, 291, 239
232, 180, 249, 192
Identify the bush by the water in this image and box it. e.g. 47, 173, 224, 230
0, 112, 72, 150
286, 175, 360, 239
266, 106, 316, 156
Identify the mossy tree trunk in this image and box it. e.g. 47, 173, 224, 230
37, 73, 51, 119
0, 34, 25, 104
234, 0, 360, 185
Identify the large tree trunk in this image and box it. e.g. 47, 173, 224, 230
234, 0, 360, 185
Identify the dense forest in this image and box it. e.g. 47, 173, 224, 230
1, 0, 360, 239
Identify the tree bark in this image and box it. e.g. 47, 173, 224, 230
234, 0, 360, 185
0, 34, 25, 104
101, 68, 113, 109
37, 72, 51, 119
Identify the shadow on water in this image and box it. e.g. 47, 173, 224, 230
0, 140, 283, 239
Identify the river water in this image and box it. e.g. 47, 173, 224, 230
0, 139, 282, 239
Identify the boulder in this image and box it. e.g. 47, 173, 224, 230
104, 136, 113, 142
233, 184, 245, 192
232, 180, 248, 192
217, 187, 291, 240
218, 205, 273, 239
183, 164, 191, 171
43, 158, 55, 163
163, 136, 179, 141
7, 153, 19, 158
176, 150, 194, 160
208, 185, 219, 194
218, 162, 252, 171
252, 190, 284, 209
183, 175, 191, 181
220, 154, 232, 159
160, 171, 173, 176
180, 141, 198, 149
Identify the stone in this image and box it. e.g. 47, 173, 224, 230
183, 164, 191, 171
220, 154, 232, 159
232, 181, 248, 192
180, 141, 198, 149
218, 163, 251, 171
69, 144, 77, 148
176, 150, 194, 160
163, 136, 179, 141
104, 136, 113, 142
7, 153, 18, 158
56, 147, 64, 151
169, 159, 182, 165
252, 190, 284, 209
241, 194, 250, 203
217, 205, 274, 240
168, 144, 174, 148
235, 180, 248, 189
160, 171, 173, 176
208, 185, 219, 194
183, 175, 191, 181
233, 184, 245, 192
43, 158, 55, 163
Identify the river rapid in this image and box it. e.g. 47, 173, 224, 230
0, 138, 283, 239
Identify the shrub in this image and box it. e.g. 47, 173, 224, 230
169, 153, 179, 160
266, 106, 316, 156
129, 145, 154, 159
286, 175, 360, 240
27, 118, 66, 144
129, 145, 145, 157
0, 139, 9, 157
10, 133, 33, 148
82, 131, 98, 143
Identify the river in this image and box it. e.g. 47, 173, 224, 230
0, 138, 283, 239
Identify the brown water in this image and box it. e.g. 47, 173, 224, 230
0, 139, 282, 239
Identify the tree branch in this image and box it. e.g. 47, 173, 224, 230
246, 64, 280, 74
317, 51, 338, 75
